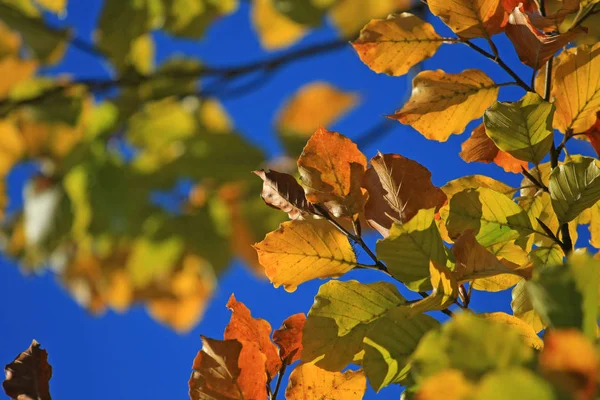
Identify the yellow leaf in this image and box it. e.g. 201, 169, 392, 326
285, 364, 367, 400
480, 312, 544, 350
254, 219, 357, 292
511, 279, 545, 333
427, 0, 507, 39
298, 127, 367, 217
472, 241, 528, 291
416, 369, 474, 400
589, 201, 600, 248
352, 13, 447, 77
407, 260, 458, 314
389, 69, 500, 142
198, 98, 233, 133
0, 120, 25, 176
330, 0, 410, 38
0, 56, 37, 98
551, 43, 600, 133
252, 0, 306, 50
34, 0, 67, 13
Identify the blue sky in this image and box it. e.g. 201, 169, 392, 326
0, 1, 596, 399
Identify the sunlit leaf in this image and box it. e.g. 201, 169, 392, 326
286, 364, 366, 400
252, 0, 306, 50
330, 0, 410, 38
407, 260, 458, 314
161, 0, 238, 39
479, 312, 543, 350
34, 0, 66, 13
427, 0, 507, 39
254, 219, 356, 292
2, 340, 52, 400
273, 0, 334, 26
416, 369, 474, 400
253, 169, 315, 220
471, 241, 528, 291
362, 152, 447, 237
389, 69, 499, 142
474, 368, 556, 400
352, 13, 447, 77
273, 313, 306, 364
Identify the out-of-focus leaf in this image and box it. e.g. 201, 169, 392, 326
483, 93, 555, 164
330, 0, 411, 38
273, 0, 334, 26
254, 219, 356, 292
551, 43, 600, 133
377, 208, 447, 291
273, 313, 306, 364
549, 157, 600, 223
161, 0, 238, 39
427, 0, 507, 39
389, 69, 499, 142
252, 0, 306, 50
474, 368, 556, 400
0, 56, 36, 98
302, 280, 406, 371
297, 127, 367, 217
511, 279, 545, 333
277, 82, 357, 158
286, 364, 366, 400
479, 312, 543, 350
352, 13, 446, 77
224, 294, 282, 377
2, 340, 52, 400
416, 369, 474, 400
362, 152, 446, 237
34, 0, 66, 13
253, 169, 315, 220
460, 123, 528, 173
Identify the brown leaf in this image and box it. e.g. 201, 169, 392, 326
272, 313, 306, 364
506, 5, 583, 70
3, 340, 52, 400
460, 123, 528, 173
297, 127, 367, 217
428, 0, 507, 39
362, 152, 447, 237
584, 114, 600, 158
253, 169, 315, 220
224, 294, 282, 377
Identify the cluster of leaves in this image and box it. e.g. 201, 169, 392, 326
0, 0, 411, 332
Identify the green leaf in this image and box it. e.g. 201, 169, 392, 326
161, 0, 238, 39
483, 92, 555, 164
474, 368, 557, 400
511, 279, 545, 333
302, 280, 406, 371
445, 187, 533, 247
126, 236, 184, 287
362, 308, 439, 391
529, 245, 564, 268
549, 156, 600, 223
376, 208, 448, 291
273, 0, 332, 26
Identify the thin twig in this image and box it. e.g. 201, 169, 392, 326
521, 166, 548, 192
272, 362, 288, 400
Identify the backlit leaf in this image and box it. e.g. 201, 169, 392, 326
330, 0, 410, 38
252, 0, 306, 50
2, 340, 52, 400
297, 127, 367, 217
352, 13, 447, 77
34, 0, 66, 13
427, 0, 507, 39
483, 92, 555, 164
254, 219, 357, 292
511, 279, 545, 333
377, 208, 448, 291
161, 0, 238, 39
253, 169, 315, 220
471, 241, 528, 291
416, 369, 474, 400
389, 69, 499, 142
407, 260, 458, 314
474, 368, 556, 400
479, 312, 543, 350
285, 364, 366, 400
362, 152, 447, 237
273, 313, 306, 364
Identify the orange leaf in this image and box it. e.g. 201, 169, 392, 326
527, 0, 579, 32
285, 364, 367, 399
428, 0, 507, 39
502, 0, 537, 13
3, 340, 52, 400
460, 123, 528, 173
297, 127, 367, 217
540, 329, 599, 400
362, 152, 447, 237
253, 169, 315, 220
272, 313, 306, 364
224, 294, 282, 377
505, 5, 582, 71
584, 115, 600, 158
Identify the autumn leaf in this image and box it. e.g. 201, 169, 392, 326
362, 152, 447, 237
584, 115, 600, 158
252, 0, 306, 50
254, 219, 357, 292
352, 13, 448, 77
460, 123, 528, 173
551, 43, 600, 133
479, 312, 543, 350
273, 313, 306, 364
161, 0, 238, 39
470, 241, 527, 291
505, 5, 582, 71
34, 0, 67, 14
483, 92, 555, 164
416, 369, 474, 400
427, 0, 507, 39
297, 127, 367, 217
285, 364, 367, 400
389, 69, 500, 142
253, 169, 315, 220
475, 368, 557, 400
330, 0, 410, 38
406, 261, 458, 314
224, 294, 282, 377
511, 279, 545, 333
3, 340, 52, 400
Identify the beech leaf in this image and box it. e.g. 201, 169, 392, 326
3, 340, 52, 400
285, 364, 367, 400
253, 169, 315, 220
427, 0, 507, 39
273, 313, 306, 364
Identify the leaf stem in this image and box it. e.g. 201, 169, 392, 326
521, 166, 548, 192
271, 362, 288, 400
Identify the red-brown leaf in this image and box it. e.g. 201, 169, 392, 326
3, 340, 52, 400
272, 313, 306, 364
362, 152, 447, 237
224, 294, 282, 377
585, 115, 600, 158
253, 169, 315, 220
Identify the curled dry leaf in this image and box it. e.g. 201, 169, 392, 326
285, 364, 367, 400
224, 294, 282, 377
460, 123, 528, 173
352, 13, 447, 77
389, 69, 499, 142
3, 340, 52, 400
505, 5, 583, 71
427, 0, 507, 39
253, 169, 314, 220
272, 313, 306, 364
297, 127, 367, 217
362, 152, 447, 237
